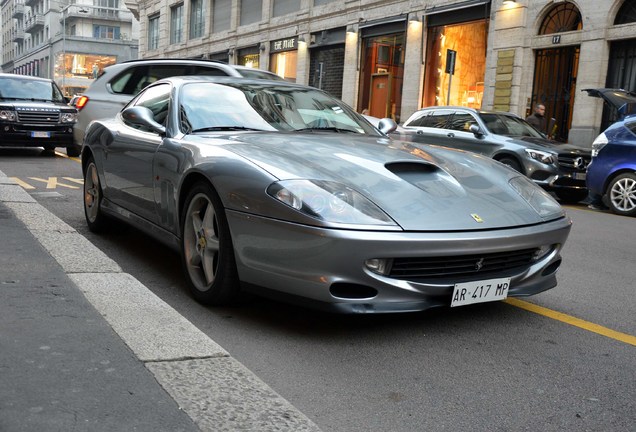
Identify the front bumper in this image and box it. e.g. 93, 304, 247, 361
0, 124, 74, 147
227, 211, 572, 313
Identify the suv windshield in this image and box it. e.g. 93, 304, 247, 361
479, 113, 544, 138
0, 76, 65, 102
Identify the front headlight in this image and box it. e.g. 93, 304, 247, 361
0, 110, 16, 121
591, 133, 608, 157
61, 112, 78, 123
524, 148, 555, 165
267, 179, 397, 226
509, 176, 564, 219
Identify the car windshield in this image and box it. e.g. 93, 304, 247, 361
479, 113, 545, 138
0, 76, 65, 102
178, 82, 379, 135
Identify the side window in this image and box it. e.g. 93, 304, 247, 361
406, 112, 431, 127
128, 83, 171, 132
626, 121, 636, 136
193, 66, 230, 76
110, 67, 146, 95
133, 65, 191, 94
427, 111, 452, 128
448, 112, 478, 132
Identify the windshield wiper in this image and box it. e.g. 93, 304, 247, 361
295, 127, 358, 133
191, 126, 265, 132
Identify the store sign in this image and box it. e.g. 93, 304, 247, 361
271, 37, 298, 53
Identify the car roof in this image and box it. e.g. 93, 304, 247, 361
412, 106, 518, 116
0, 73, 53, 83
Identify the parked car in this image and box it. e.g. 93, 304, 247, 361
0, 73, 77, 155
400, 107, 591, 203
72, 58, 284, 155
81, 76, 572, 313
585, 88, 636, 216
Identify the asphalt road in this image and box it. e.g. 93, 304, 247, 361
1, 148, 634, 432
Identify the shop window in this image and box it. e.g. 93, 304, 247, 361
270, 51, 297, 81
357, 32, 405, 121
423, 20, 487, 108
239, 50, 260, 69
615, 0, 636, 25
539, 3, 582, 34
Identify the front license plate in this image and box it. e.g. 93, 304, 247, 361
450, 277, 511, 307
574, 172, 586, 180
31, 131, 50, 138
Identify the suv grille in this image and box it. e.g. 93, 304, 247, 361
558, 154, 590, 171
16, 108, 60, 124
389, 248, 540, 279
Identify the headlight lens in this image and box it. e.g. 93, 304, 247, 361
509, 176, 564, 219
591, 133, 608, 157
61, 112, 78, 123
524, 148, 555, 165
0, 110, 16, 121
268, 179, 397, 226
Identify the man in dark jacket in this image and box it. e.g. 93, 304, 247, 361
526, 103, 547, 134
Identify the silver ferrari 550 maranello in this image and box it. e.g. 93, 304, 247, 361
81, 76, 572, 313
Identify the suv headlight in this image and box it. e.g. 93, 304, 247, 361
591, 132, 608, 158
524, 148, 555, 165
267, 179, 397, 226
61, 112, 78, 123
509, 176, 564, 219
0, 110, 16, 121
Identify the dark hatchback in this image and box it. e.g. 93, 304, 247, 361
399, 107, 592, 203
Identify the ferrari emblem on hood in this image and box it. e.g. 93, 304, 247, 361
471, 213, 484, 223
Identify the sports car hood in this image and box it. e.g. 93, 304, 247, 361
220, 133, 562, 231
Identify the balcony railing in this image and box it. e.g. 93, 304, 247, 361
25, 14, 45, 33
62, 5, 134, 24
13, 29, 26, 42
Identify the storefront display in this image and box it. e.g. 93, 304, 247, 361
270, 37, 298, 81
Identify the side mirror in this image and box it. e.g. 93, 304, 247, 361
121, 106, 166, 135
469, 124, 483, 137
378, 118, 398, 135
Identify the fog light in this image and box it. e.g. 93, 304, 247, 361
4, 126, 9, 131
365, 258, 392, 275
532, 245, 553, 261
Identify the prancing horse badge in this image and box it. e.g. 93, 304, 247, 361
471, 213, 484, 223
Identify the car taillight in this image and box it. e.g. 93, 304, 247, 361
75, 95, 89, 111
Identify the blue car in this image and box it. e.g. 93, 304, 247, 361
585, 88, 636, 216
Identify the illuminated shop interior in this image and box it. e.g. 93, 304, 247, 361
270, 51, 297, 81
55, 52, 116, 96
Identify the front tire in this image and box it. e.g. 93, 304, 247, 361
83, 157, 110, 232
498, 157, 523, 173
180, 182, 240, 305
607, 173, 636, 216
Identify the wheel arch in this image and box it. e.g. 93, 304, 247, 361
177, 171, 217, 236
492, 152, 526, 174
603, 168, 636, 194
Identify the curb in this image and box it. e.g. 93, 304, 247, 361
0, 169, 321, 432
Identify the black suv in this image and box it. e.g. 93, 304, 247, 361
0, 73, 78, 155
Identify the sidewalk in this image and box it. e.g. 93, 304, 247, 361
0, 170, 320, 432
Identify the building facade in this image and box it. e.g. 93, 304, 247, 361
1, 0, 140, 97
133, 0, 636, 147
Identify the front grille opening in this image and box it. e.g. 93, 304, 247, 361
541, 258, 561, 276
390, 247, 544, 280
330, 283, 378, 300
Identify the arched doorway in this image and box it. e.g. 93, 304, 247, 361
530, 2, 582, 142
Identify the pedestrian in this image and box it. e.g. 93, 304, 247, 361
526, 103, 547, 134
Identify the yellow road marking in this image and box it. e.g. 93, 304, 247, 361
54, 151, 81, 162
62, 177, 84, 185
9, 177, 35, 190
505, 298, 636, 347
29, 177, 79, 189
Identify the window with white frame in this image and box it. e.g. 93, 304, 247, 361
93, 25, 121, 39
170, 3, 183, 44
190, 0, 205, 39
148, 14, 160, 50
